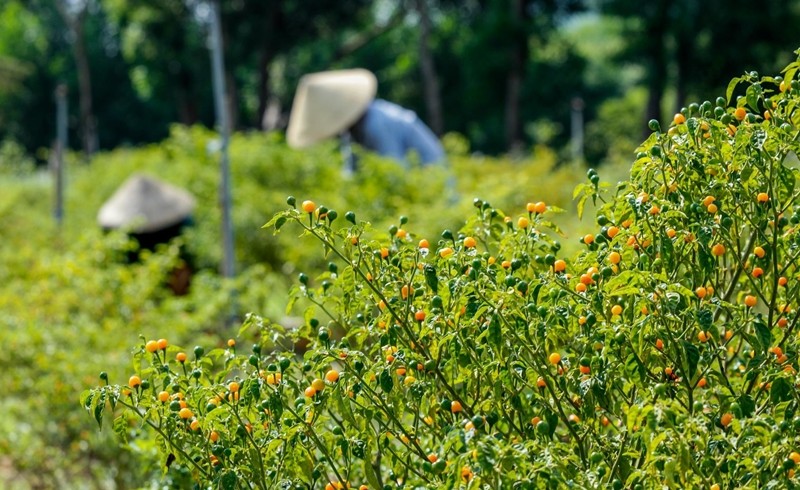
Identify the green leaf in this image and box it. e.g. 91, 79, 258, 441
779, 164, 796, 197
737, 394, 755, 418
92, 390, 107, 428
771, 377, 792, 404
627, 404, 652, 433
682, 341, 700, 377
539, 219, 565, 237
262, 210, 291, 230
679, 444, 691, 477
626, 404, 640, 432
754, 320, 773, 356
220, 470, 237, 490
750, 128, 767, 150
335, 389, 358, 427
686, 117, 699, 134
698, 246, 715, 275
726, 77, 742, 104
155, 435, 169, 464
746, 83, 763, 112
589, 377, 610, 411
659, 231, 674, 265
544, 411, 558, 437
783, 65, 797, 84
340, 265, 356, 296
247, 378, 260, 402
530, 283, 542, 303
624, 353, 646, 383
576, 193, 589, 220
604, 271, 641, 296
364, 458, 382, 490
379, 369, 393, 393
573, 182, 590, 199
108, 391, 118, 411
573, 183, 594, 219
282, 286, 299, 315
696, 308, 712, 329
424, 264, 438, 293
488, 315, 502, 347
81, 390, 94, 411
113, 414, 129, 444
647, 432, 667, 457
237, 313, 262, 337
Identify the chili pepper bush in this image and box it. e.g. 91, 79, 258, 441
86, 56, 800, 489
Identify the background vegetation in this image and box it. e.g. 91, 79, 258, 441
2, 0, 800, 160
3, 0, 800, 488
86, 65, 800, 489
0, 128, 627, 487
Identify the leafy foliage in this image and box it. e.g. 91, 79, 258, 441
87, 55, 800, 488
0, 124, 590, 487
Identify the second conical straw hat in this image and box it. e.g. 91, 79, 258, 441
286, 68, 377, 148
97, 174, 196, 233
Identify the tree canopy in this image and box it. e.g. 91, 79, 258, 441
1, 0, 800, 162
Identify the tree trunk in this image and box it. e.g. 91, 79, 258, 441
504, 0, 527, 152
673, 2, 699, 115
415, 0, 443, 135
674, 40, 689, 116
73, 15, 97, 155
256, 4, 287, 130
256, 49, 272, 130
643, 2, 669, 139
58, 2, 97, 156
644, 60, 666, 138
225, 71, 238, 130
175, 67, 198, 125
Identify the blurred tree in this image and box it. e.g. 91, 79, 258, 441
0, 0, 376, 155
5, 0, 179, 155
6, 0, 800, 166
686, 1, 800, 102
412, 0, 444, 135
104, 0, 212, 127
598, 0, 668, 137
0, 56, 30, 93
0, 56, 31, 135
219, 0, 373, 130
435, 0, 585, 153
275, 0, 586, 154
504, 0, 529, 151
601, 0, 800, 135
0, 1, 50, 149
56, 0, 98, 156
285, 4, 437, 149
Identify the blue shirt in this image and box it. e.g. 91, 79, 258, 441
356, 99, 445, 166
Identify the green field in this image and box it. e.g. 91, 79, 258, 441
0, 126, 614, 487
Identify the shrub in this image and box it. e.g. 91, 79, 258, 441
0, 123, 592, 485
0, 137, 35, 176
86, 55, 800, 488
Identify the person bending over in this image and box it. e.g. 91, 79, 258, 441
286, 68, 445, 168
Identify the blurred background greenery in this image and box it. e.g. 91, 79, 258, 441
2, 0, 799, 160
2, 0, 800, 487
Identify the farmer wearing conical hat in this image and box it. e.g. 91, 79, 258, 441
286, 68, 445, 168
98, 174, 196, 294
98, 174, 195, 234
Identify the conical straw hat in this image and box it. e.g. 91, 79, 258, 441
286, 68, 377, 148
97, 174, 196, 233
